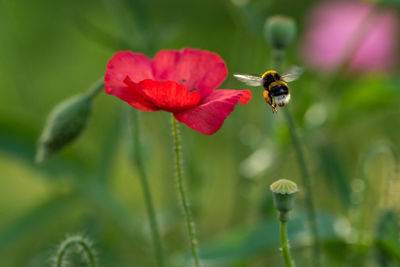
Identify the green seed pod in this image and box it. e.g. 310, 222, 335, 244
35, 94, 92, 163
270, 179, 298, 221
264, 15, 297, 50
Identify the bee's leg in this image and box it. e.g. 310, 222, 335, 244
263, 90, 277, 113
271, 103, 277, 113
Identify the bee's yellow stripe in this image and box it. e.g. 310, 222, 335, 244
268, 80, 288, 90
262, 70, 278, 79
263, 90, 272, 105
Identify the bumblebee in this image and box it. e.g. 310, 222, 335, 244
234, 67, 302, 112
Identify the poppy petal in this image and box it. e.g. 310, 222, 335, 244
174, 89, 252, 135
105, 51, 154, 94
238, 90, 252, 105
152, 48, 228, 99
107, 81, 159, 112
124, 78, 200, 113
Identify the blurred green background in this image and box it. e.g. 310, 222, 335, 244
1, 0, 400, 266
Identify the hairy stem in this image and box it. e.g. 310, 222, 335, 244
280, 220, 295, 267
273, 50, 321, 267
130, 110, 165, 267
171, 115, 201, 267
55, 235, 96, 267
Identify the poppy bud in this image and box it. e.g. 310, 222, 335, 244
35, 94, 92, 163
264, 15, 297, 51
270, 179, 298, 221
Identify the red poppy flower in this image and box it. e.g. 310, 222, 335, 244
104, 48, 252, 135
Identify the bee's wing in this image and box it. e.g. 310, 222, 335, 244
281, 66, 304, 83
234, 74, 263, 87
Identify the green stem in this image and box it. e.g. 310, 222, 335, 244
273, 50, 321, 267
131, 110, 165, 267
55, 235, 96, 267
86, 78, 105, 100
171, 115, 201, 267
280, 220, 295, 267
283, 108, 320, 262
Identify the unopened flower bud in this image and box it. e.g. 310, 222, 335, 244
264, 15, 297, 51
35, 94, 92, 163
270, 179, 298, 221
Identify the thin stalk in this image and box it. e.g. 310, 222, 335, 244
130, 110, 165, 267
273, 50, 321, 266
171, 115, 201, 267
280, 220, 295, 267
86, 78, 105, 100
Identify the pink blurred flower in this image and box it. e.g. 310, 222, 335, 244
301, 1, 398, 73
